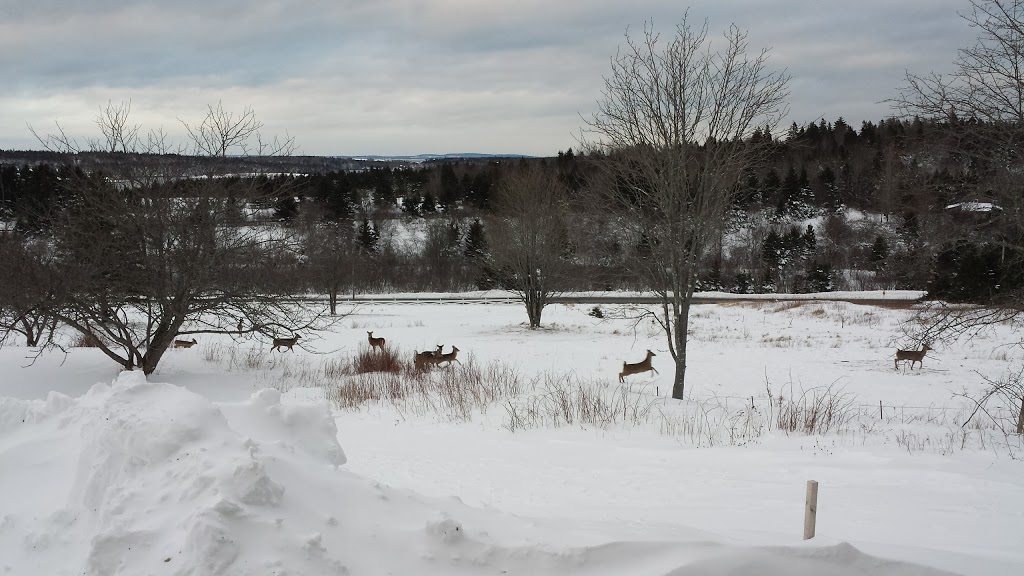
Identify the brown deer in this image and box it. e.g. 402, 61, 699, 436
435, 346, 461, 367
414, 345, 444, 369
172, 338, 198, 349
895, 343, 932, 370
272, 334, 301, 352
367, 331, 386, 351
619, 350, 657, 383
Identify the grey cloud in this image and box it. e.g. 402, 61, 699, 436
0, 0, 982, 155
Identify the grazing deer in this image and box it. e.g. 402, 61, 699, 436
619, 350, 658, 383
367, 331, 386, 351
895, 344, 932, 370
272, 334, 301, 352
172, 338, 198, 349
414, 345, 444, 369
436, 346, 461, 367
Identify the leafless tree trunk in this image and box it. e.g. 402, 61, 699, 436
487, 165, 573, 328
582, 16, 789, 399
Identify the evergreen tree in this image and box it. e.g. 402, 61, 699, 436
761, 168, 781, 207
466, 172, 492, 209
802, 224, 817, 258
372, 167, 395, 208
401, 192, 422, 216
803, 264, 835, 293
870, 235, 890, 271
421, 193, 437, 213
464, 218, 488, 259
438, 163, 461, 207
777, 166, 800, 215
816, 166, 838, 211
274, 193, 298, 221
356, 219, 379, 253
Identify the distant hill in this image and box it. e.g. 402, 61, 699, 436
0, 149, 538, 171
348, 153, 535, 163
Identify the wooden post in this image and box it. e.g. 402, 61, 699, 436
803, 480, 818, 540
879, 400, 883, 420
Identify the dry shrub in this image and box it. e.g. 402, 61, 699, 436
353, 344, 407, 374
772, 381, 856, 434
504, 373, 656, 432
329, 357, 526, 419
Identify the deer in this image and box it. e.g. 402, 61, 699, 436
237, 318, 244, 334
895, 343, 932, 370
172, 338, 198, 349
367, 331, 386, 351
414, 344, 444, 369
619, 350, 657, 383
435, 346, 461, 367
272, 334, 301, 352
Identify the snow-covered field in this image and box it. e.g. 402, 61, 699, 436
1, 299, 1022, 575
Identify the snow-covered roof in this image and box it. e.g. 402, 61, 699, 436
945, 201, 1003, 212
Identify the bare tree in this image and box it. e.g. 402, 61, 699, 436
94, 100, 141, 153
43, 176, 325, 374
892, 0, 1024, 324
23, 103, 325, 374
582, 16, 789, 399
0, 234, 60, 347
487, 165, 573, 328
180, 101, 295, 158
299, 206, 358, 316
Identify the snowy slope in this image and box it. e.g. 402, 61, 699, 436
1, 372, 961, 576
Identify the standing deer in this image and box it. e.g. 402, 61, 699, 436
237, 318, 244, 334
414, 345, 444, 369
272, 334, 301, 352
619, 350, 657, 383
367, 331, 386, 351
895, 344, 932, 370
172, 338, 198, 349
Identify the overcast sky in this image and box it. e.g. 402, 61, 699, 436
0, 0, 975, 157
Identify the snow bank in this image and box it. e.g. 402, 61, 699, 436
0, 372, 957, 575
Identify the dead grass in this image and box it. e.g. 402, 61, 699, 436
771, 381, 857, 435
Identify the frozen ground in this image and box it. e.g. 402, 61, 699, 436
1, 298, 1021, 575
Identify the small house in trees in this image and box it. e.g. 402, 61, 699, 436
945, 201, 1003, 224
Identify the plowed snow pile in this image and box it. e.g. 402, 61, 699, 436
0, 372, 955, 575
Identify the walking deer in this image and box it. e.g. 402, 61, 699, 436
172, 338, 198, 349
895, 344, 932, 370
272, 334, 301, 352
619, 350, 657, 383
414, 345, 444, 369
367, 331, 386, 351
436, 346, 461, 367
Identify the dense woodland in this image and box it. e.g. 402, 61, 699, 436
1, 115, 1018, 304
